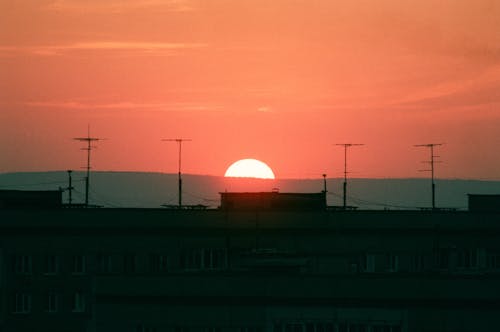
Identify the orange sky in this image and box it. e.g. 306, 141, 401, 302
1, 0, 499, 179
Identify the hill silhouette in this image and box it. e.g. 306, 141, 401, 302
1, 171, 499, 209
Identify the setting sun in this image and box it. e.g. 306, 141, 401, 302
224, 159, 275, 179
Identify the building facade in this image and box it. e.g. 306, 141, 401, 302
1, 206, 500, 332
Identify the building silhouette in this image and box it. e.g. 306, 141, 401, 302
1, 191, 500, 331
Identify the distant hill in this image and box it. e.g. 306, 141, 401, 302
1, 171, 499, 209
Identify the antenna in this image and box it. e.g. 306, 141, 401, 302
322, 174, 327, 193
162, 138, 192, 208
66, 170, 74, 205
336, 143, 364, 209
74, 126, 104, 207
415, 143, 444, 209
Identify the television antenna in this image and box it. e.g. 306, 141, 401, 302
415, 143, 444, 209
74, 126, 104, 206
336, 143, 364, 209
162, 138, 192, 208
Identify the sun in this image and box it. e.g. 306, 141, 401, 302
224, 159, 275, 179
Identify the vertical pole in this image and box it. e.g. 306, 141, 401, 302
322, 173, 327, 208
74, 128, 102, 207
178, 141, 182, 208
415, 143, 442, 210
67, 170, 73, 205
431, 145, 435, 209
343, 145, 347, 209
162, 138, 191, 209
85, 139, 91, 207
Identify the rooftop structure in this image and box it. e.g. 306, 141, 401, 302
220, 191, 326, 211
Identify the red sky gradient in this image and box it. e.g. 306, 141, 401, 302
1, 0, 499, 179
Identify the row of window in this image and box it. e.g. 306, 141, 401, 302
13, 292, 86, 314
11, 249, 229, 275
357, 248, 497, 273
11, 248, 500, 276
274, 322, 401, 332
147, 324, 401, 332
13, 254, 86, 275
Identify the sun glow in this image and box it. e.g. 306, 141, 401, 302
224, 159, 275, 179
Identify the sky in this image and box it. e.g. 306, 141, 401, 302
1, 0, 499, 180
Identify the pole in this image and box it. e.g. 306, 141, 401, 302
336, 143, 364, 210
322, 174, 327, 193
85, 138, 91, 206
162, 138, 192, 208
431, 145, 435, 209
67, 170, 73, 205
74, 127, 103, 207
178, 140, 182, 207
415, 143, 443, 210
343, 145, 347, 209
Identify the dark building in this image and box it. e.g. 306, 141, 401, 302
220, 192, 326, 211
0, 190, 62, 209
1, 192, 500, 332
468, 194, 500, 212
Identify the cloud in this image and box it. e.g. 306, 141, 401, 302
257, 106, 272, 113
45, 0, 194, 13
0, 41, 207, 57
23, 100, 220, 112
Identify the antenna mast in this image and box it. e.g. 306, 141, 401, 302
336, 143, 364, 209
74, 127, 103, 207
415, 143, 443, 209
162, 138, 192, 208
67, 170, 74, 205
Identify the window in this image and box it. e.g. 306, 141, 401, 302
386, 254, 399, 272
97, 254, 112, 273
181, 249, 227, 271
411, 254, 426, 272
239, 328, 263, 332
205, 328, 221, 332
488, 253, 500, 270
124, 254, 137, 273
150, 254, 169, 273
360, 254, 375, 273
174, 327, 190, 332
434, 248, 450, 270
46, 291, 58, 313
72, 292, 85, 312
14, 293, 31, 314
277, 322, 337, 332
72, 255, 86, 274
44, 255, 58, 275
456, 248, 486, 270
13, 255, 32, 275
137, 324, 157, 332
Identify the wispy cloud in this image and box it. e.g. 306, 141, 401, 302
0, 41, 207, 57
45, 0, 195, 13
23, 100, 220, 112
391, 64, 500, 110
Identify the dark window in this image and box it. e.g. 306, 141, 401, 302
44, 255, 58, 274
72, 255, 86, 274
72, 292, 85, 312
97, 254, 112, 273
124, 254, 137, 273
14, 293, 31, 314
13, 255, 32, 274
46, 291, 58, 312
